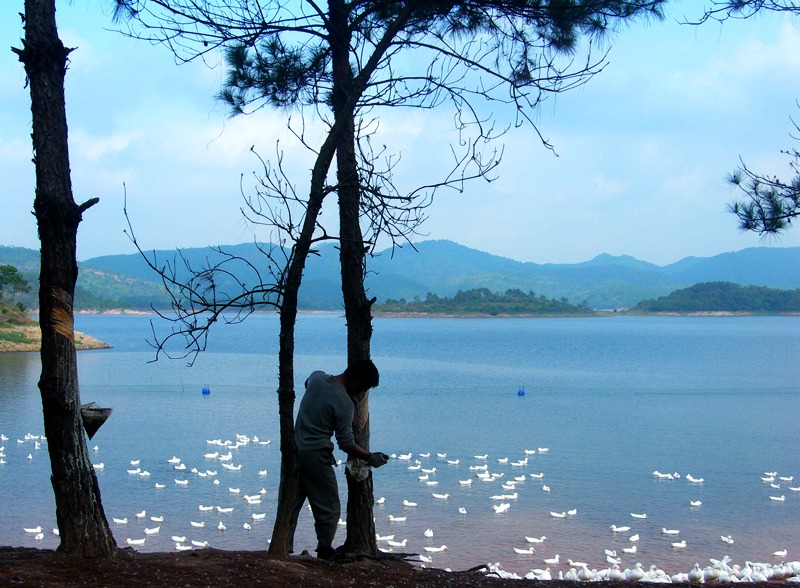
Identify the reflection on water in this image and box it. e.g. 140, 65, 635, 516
1, 315, 798, 576
0, 352, 43, 426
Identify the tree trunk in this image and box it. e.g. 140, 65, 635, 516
13, 0, 115, 558
268, 93, 343, 557
338, 119, 378, 554
272, 0, 409, 558
328, 0, 378, 556
268, 283, 300, 556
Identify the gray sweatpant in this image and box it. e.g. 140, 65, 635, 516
287, 448, 340, 556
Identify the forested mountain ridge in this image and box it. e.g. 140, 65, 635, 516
0, 246, 168, 311
1, 241, 798, 311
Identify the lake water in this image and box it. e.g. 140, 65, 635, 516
1, 314, 798, 577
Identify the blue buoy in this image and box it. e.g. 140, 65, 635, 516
202, 387, 211, 395
517, 387, 525, 396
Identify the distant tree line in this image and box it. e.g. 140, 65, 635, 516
376, 288, 594, 316
0, 264, 30, 311
633, 282, 800, 313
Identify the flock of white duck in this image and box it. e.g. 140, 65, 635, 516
8, 431, 275, 551
374, 450, 798, 582
6, 432, 799, 582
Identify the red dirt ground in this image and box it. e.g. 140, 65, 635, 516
1, 546, 776, 587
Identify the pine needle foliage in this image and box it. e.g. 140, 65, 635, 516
114, 0, 665, 122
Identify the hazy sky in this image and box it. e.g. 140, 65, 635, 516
2, 1, 799, 265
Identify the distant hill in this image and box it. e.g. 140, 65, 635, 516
632, 282, 800, 313
0, 245, 169, 311
2, 241, 798, 311
661, 248, 800, 288
364, 241, 800, 309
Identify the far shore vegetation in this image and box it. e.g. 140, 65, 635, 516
375, 288, 595, 316
630, 282, 800, 314
0, 264, 36, 345
375, 283, 800, 316
3, 257, 800, 320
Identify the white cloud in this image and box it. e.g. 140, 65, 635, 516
2, 0, 800, 263
729, 18, 800, 77
71, 129, 143, 161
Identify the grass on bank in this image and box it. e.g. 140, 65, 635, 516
0, 329, 35, 345
0, 301, 36, 328
0, 302, 37, 345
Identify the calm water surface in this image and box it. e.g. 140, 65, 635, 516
0, 314, 798, 576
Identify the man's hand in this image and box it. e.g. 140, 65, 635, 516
366, 452, 389, 468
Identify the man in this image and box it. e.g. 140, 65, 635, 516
288, 359, 389, 559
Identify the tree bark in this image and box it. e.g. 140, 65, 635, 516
13, 0, 116, 558
328, 0, 379, 555
268, 88, 344, 557
269, 285, 300, 556
337, 108, 378, 555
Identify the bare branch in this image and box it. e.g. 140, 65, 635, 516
122, 184, 283, 364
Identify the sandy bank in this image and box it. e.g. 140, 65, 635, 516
0, 325, 111, 353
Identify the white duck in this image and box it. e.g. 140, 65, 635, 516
125, 538, 146, 546
610, 525, 630, 533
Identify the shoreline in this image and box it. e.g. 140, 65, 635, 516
372, 311, 601, 318
0, 545, 794, 586
75, 309, 152, 316
372, 310, 799, 318
0, 325, 111, 353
